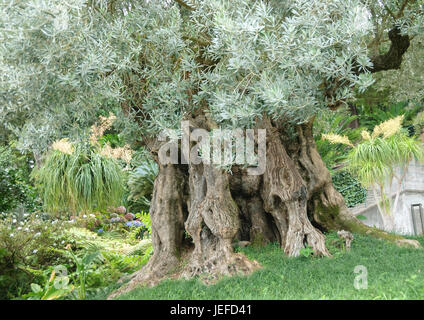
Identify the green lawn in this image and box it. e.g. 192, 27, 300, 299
109, 233, 424, 300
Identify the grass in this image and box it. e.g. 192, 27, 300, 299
32, 146, 125, 215
109, 233, 424, 300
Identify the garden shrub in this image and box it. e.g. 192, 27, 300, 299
10, 223, 154, 300
0, 212, 71, 299
355, 99, 422, 132
413, 111, 424, 137
0, 145, 40, 213
331, 170, 367, 208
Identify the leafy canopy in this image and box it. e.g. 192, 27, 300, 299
1, 0, 423, 155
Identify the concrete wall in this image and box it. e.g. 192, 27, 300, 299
349, 159, 424, 235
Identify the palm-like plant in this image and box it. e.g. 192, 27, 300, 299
32, 142, 125, 216
32, 114, 129, 216
324, 116, 424, 231
314, 110, 361, 170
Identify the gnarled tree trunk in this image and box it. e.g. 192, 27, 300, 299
125, 163, 188, 287
109, 114, 411, 298
106, 21, 420, 298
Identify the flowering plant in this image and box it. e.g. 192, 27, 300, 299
0, 212, 71, 299
124, 212, 151, 240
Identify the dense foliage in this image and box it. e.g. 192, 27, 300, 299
0, 211, 153, 300
0, 145, 39, 212
314, 109, 362, 170
3, 0, 422, 158
33, 143, 126, 216
331, 170, 367, 208
127, 160, 158, 213
355, 99, 423, 133
0, 212, 69, 299
413, 111, 424, 137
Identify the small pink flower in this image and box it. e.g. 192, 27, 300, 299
115, 206, 127, 215
124, 213, 135, 221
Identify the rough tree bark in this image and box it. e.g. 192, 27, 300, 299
125, 163, 188, 287
108, 25, 418, 299
109, 113, 416, 299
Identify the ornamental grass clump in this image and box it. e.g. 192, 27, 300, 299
33, 114, 130, 216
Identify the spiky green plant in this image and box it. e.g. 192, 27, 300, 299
314, 110, 361, 170
127, 160, 158, 212
323, 116, 424, 231
32, 142, 126, 216
348, 131, 424, 231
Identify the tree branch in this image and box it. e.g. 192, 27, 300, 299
174, 0, 194, 11
396, 0, 410, 19
368, 26, 410, 73
182, 35, 211, 47
381, 1, 397, 20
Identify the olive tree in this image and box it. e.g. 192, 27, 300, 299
1, 0, 423, 294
